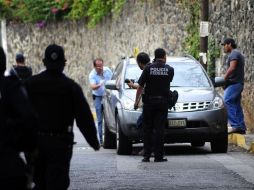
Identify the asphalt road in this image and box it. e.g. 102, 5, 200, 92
70, 127, 254, 190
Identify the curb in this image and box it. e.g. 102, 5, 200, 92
228, 134, 254, 153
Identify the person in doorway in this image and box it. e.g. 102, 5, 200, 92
221, 38, 246, 134
25, 44, 100, 189
134, 48, 174, 162
13, 53, 32, 81
89, 58, 113, 145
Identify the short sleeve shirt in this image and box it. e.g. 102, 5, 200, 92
89, 67, 112, 96
138, 60, 174, 97
226, 49, 245, 83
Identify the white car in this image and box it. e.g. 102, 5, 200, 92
103, 56, 227, 155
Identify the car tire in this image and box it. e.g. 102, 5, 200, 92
210, 132, 228, 153
191, 141, 205, 147
116, 115, 132, 155
103, 114, 116, 149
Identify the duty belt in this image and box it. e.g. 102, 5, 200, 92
92, 94, 103, 100
38, 126, 73, 137
147, 95, 166, 100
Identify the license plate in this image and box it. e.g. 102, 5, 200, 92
168, 119, 186, 127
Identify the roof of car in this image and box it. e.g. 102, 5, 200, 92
126, 56, 198, 65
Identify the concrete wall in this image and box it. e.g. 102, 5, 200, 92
4, 0, 254, 131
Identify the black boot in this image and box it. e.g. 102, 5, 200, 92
154, 158, 167, 162
142, 157, 150, 162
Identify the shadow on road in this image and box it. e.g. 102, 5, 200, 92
132, 143, 212, 156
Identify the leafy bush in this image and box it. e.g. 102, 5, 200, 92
0, 0, 126, 28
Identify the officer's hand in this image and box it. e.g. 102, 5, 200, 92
134, 103, 139, 110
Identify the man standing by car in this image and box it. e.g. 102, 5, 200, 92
25, 44, 100, 189
89, 58, 112, 145
134, 48, 174, 162
126, 52, 151, 89
126, 52, 151, 130
221, 38, 246, 134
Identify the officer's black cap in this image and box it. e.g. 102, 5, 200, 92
43, 44, 66, 70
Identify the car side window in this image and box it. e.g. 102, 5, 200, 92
112, 62, 123, 80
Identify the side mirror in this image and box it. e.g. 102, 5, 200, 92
214, 77, 226, 87
105, 80, 118, 90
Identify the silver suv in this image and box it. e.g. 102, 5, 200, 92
103, 56, 227, 155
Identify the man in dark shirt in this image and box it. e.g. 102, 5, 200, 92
0, 47, 36, 190
127, 52, 151, 129
221, 38, 246, 134
13, 53, 32, 81
134, 48, 174, 162
25, 44, 100, 189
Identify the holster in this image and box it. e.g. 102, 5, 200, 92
168, 90, 178, 110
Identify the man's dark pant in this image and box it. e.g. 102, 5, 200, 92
142, 102, 168, 159
33, 134, 73, 190
0, 149, 28, 190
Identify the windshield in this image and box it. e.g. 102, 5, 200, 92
123, 61, 211, 89
169, 62, 210, 87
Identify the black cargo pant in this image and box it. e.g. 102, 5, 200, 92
142, 99, 168, 160
0, 148, 28, 190
33, 133, 73, 190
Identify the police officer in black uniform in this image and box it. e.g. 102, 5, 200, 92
13, 53, 32, 81
25, 44, 100, 190
134, 48, 174, 162
0, 47, 37, 190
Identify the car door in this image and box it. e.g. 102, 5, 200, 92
104, 62, 123, 131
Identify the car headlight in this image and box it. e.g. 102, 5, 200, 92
208, 96, 224, 110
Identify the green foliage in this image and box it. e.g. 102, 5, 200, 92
86, 0, 114, 28
208, 36, 220, 77
67, 0, 90, 20
0, 0, 126, 27
178, 0, 220, 76
178, 0, 200, 59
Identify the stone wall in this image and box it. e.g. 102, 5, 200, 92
4, 0, 254, 131
5, 0, 188, 99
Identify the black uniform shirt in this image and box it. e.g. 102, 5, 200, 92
13, 65, 32, 80
0, 75, 36, 151
25, 70, 99, 149
138, 60, 174, 97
